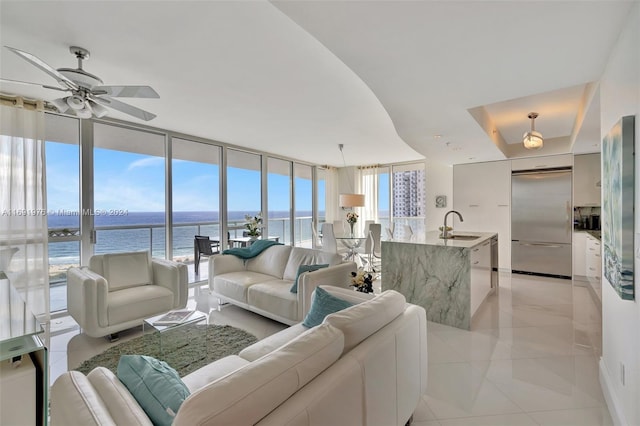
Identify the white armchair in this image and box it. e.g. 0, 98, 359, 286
67, 251, 188, 338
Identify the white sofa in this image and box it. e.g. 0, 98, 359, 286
209, 245, 357, 325
67, 251, 188, 338
50, 287, 428, 426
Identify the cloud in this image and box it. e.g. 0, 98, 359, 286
127, 157, 165, 171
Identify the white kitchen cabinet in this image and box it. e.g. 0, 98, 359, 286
586, 234, 602, 301
511, 154, 572, 171
470, 239, 492, 317
573, 153, 601, 206
453, 160, 510, 270
573, 231, 588, 279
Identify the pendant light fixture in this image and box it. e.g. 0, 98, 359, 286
338, 144, 365, 208
523, 112, 543, 149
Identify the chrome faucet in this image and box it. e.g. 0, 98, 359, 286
442, 210, 464, 238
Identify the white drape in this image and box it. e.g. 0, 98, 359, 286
0, 105, 49, 323
358, 166, 379, 232
324, 167, 339, 223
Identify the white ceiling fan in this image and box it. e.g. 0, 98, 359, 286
0, 46, 159, 121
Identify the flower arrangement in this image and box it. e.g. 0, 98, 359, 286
346, 211, 359, 224
350, 269, 374, 293
244, 212, 263, 237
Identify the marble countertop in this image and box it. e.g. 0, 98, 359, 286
383, 231, 497, 249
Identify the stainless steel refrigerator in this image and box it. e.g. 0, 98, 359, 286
511, 169, 572, 278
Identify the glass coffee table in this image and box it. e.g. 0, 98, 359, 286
143, 310, 208, 369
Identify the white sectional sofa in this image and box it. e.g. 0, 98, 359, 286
50, 287, 428, 426
209, 245, 357, 324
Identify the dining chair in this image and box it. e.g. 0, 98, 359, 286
194, 235, 220, 274
331, 220, 345, 237
320, 222, 338, 253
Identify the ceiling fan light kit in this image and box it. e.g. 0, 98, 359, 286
523, 112, 543, 149
1, 45, 159, 121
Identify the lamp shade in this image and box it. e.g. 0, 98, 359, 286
523, 131, 543, 149
339, 193, 365, 207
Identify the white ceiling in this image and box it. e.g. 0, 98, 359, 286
0, 1, 634, 167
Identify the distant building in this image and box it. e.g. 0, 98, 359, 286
392, 169, 425, 217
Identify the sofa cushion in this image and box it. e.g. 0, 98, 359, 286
324, 290, 406, 353
181, 355, 250, 392
117, 355, 190, 426
248, 280, 298, 322
86, 367, 152, 426
107, 285, 174, 325
102, 251, 152, 291
239, 323, 309, 362
245, 245, 292, 278
290, 264, 329, 293
302, 286, 353, 328
213, 271, 276, 303
282, 247, 341, 281
173, 323, 344, 426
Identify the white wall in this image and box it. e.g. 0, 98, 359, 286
425, 159, 453, 231
599, 5, 640, 425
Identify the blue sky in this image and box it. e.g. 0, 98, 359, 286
46, 142, 318, 213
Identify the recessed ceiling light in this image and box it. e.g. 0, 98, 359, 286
434, 134, 442, 140
468, 157, 476, 160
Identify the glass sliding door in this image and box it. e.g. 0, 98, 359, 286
93, 123, 166, 257
267, 157, 291, 245
171, 138, 220, 282
226, 149, 262, 241
44, 114, 80, 312
294, 163, 313, 247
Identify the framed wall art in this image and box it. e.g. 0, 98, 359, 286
602, 115, 635, 300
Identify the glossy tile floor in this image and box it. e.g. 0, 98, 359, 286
49, 272, 611, 426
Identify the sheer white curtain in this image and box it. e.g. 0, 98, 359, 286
324, 167, 339, 223
0, 104, 49, 324
358, 165, 379, 233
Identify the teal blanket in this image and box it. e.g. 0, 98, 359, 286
222, 239, 283, 259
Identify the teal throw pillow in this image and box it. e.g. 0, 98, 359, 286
117, 355, 190, 426
302, 286, 353, 328
290, 264, 330, 293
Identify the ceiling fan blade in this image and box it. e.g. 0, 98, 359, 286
92, 85, 159, 98
5, 46, 78, 91
91, 96, 156, 121
0, 77, 69, 92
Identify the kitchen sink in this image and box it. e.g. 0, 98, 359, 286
440, 234, 480, 241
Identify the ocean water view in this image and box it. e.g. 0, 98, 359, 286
48, 210, 316, 267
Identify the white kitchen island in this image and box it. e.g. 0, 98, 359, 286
382, 231, 497, 330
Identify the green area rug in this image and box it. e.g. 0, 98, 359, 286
76, 324, 257, 377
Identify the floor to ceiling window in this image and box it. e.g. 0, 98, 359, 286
267, 157, 292, 245
377, 166, 391, 235
45, 114, 80, 312
171, 137, 220, 282
93, 123, 166, 257
294, 163, 313, 247
226, 149, 262, 240
391, 162, 426, 237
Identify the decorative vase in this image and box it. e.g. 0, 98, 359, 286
349, 222, 355, 237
